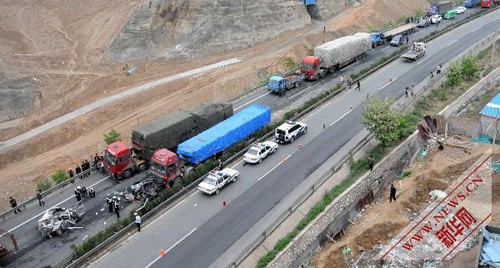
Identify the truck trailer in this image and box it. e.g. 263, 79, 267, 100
177, 104, 272, 164
301, 33, 372, 80
371, 23, 418, 47
427, 1, 453, 15
104, 103, 233, 181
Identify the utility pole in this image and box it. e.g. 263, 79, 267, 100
323, 25, 326, 44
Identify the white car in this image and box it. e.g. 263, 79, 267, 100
197, 168, 239, 195
430, 15, 442, 24
275, 121, 308, 144
243, 141, 278, 164
455, 6, 466, 14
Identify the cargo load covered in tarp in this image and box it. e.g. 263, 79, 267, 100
131, 103, 233, 160
177, 104, 271, 164
315, 33, 371, 69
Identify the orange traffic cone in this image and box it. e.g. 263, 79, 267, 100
222, 199, 227, 208
160, 249, 166, 257
281, 155, 285, 162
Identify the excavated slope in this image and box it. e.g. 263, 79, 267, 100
106, 0, 316, 62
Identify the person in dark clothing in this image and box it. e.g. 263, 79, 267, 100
368, 155, 374, 171
357, 80, 361, 91
390, 184, 397, 202
10, 197, 21, 214
76, 165, 82, 179
80, 186, 87, 197
106, 194, 114, 212
217, 159, 223, 171
406, 36, 409, 44
80, 161, 86, 178
88, 187, 96, 197
114, 199, 120, 219
405, 87, 409, 98
84, 160, 90, 177
37, 189, 45, 207
68, 169, 74, 179
75, 186, 82, 202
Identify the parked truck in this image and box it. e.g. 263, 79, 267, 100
300, 33, 372, 80
371, 23, 418, 47
103, 103, 233, 181
481, 0, 500, 7
464, 0, 481, 8
427, 1, 453, 15
177, 104, 272, 164
267, 74, 302, 95
401, 42, 427, 61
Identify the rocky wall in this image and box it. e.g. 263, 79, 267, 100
268, 132, 423, 268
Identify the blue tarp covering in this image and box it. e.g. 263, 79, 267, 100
303, 0, 316, 5
177, 104, 271, 164
479, 92, 500, 119
481, 226, 500, 265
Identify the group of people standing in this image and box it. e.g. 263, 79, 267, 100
106, 194, 122, 219
68, 153, 105, 180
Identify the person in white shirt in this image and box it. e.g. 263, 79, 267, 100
135, 213, 142, 232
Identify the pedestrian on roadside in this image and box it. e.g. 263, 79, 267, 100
368, 155, 374, 171
357, 80, 361, 91
390, 184, 397, 202
68, 169, 74, 179
347, 77, 353, 89
430, 70, 434, 78
406, 36, 409, 44
410, 85, 415, 96
366, 93, 369, 99
405, 87, 409, 98
10, 197, 21, 214
217, 159, 223, 171
84, 160, 91, 177
75, 165, 82, 179
340, 74, 344, 85
436, 64, 442, 75
37, 189, 45, 207
135, 213, 142, 232
81, 161, 87, 178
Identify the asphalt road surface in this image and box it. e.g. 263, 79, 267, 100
0, 7, 492, 268
85, 8, 500, 268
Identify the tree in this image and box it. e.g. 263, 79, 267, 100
361, 95, 404, 147
104, 129, 121, 145
52, 168, 69, 184
283, 56, 297, 70
444, 62, 462, 88
460, 54, 479, 81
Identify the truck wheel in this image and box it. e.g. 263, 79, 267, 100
215, 189, 220, 195
272, 148, 277, 154
232, 176, 237, 183
294, 82, 299, 88
290, 136, 294, 143
139, 164, 147, 172
124, 169, 133, 179
258, 158, 263, 164
304, 127, 308, 134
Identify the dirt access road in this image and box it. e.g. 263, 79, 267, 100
0, 0, 429, 210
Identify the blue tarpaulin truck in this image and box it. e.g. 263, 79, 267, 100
267, 75, 302, 95
177, 104, 272, 164
464, 0, 481, 7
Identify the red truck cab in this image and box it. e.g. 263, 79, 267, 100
482, 0, 491, 7
149, 149, 183, 185
104, 141, 147, 180
300, 56, 321, 80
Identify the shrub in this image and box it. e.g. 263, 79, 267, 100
431, 89, 448, 101
461, 55, 479, 81
52, 169, 69, 184
444, 62, 463, 88
37, 178, 52, 191
303, 44, 314, 56
401, 170, 412, 178
103, 129, 121, 145
283, 56, 297, 70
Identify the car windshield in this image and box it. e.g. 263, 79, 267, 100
150, 162, 166, 174
104, 151, 116, 166
269, 80, 279, 86
204, 177, 217, 186
247, 148, 259, 155
300, 63, 314, 70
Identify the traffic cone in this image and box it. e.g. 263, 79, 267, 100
160, 249, 166, 257
222, 199, 227, 208
298, 143, 303, 149
281, 155, 285, 162
389, 77, 393, 82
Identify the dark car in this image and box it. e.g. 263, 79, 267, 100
417, 17, 431, 28
390, 34, 404, 47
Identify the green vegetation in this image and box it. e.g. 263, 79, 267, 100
414, 8, 425, 18
461, 55, 480, 81
444, 62, 463, 88
103, 129, 121, 145
303, 44, 314, 56
52, 168, 69, 184
283, 56, 297, 70
37, 178, 52, 191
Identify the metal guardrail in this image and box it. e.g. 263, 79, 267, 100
51, 6, 500, 268
0, 167, 101, 221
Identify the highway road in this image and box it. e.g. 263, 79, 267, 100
86, 8, 500, 268
0, 7, 491, 268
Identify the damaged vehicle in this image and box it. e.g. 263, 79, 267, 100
126, 177, 162, 200
37, 202, 85, 238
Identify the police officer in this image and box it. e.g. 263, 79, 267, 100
113, 197, 120, 219
74, 186, 82, 202
88, 187, 96, 198
81, 186, 87, 197
106, 194, 114, 212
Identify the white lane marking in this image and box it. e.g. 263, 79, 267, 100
234, 92, 271, 111
257, 154, 291, 181
494, 17, 500, 21
417, 56, 431, 65
380, 77, 397, 90
473, 26, 481, 32
145, 227, 197, 268
381, 46, 390, 51
8, 176, 110, 233
289, 86, 312, 99
330, 109, 353, 127
446, 40, 458, 46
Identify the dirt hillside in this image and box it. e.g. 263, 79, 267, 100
0, 0, 429, 210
